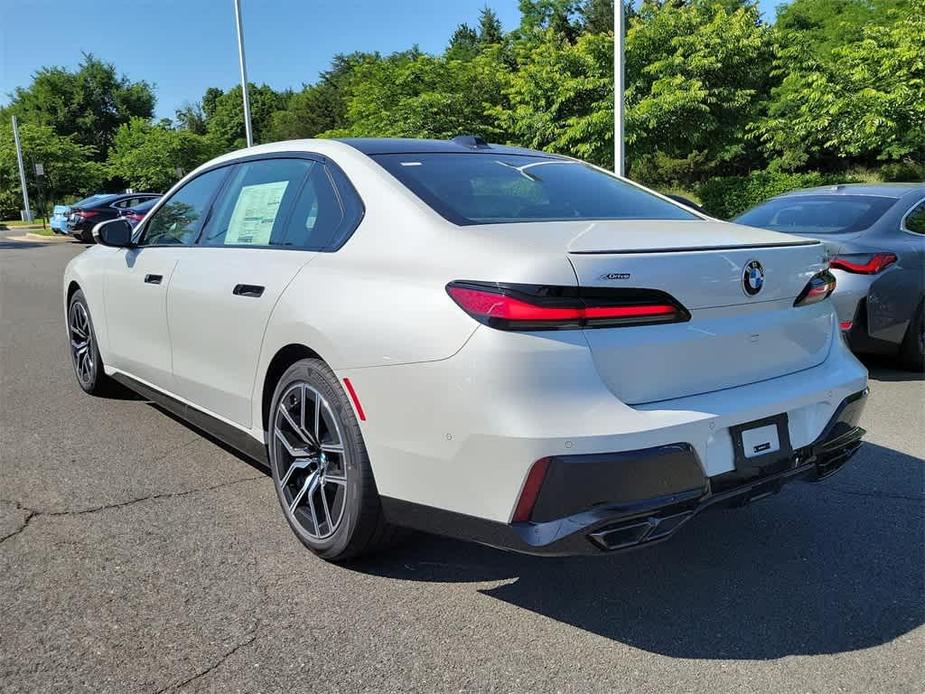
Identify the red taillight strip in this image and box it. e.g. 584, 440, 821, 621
512, 457, 551, 523
446, 283, 685, 330
829, 253, 897, 274
342, 377, 366, 421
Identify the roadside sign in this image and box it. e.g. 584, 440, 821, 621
34, 162, 45, 176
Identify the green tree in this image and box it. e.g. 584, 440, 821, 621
107, 118, 222, 191
479, 6, 505, 44
580, 0, 614, 34
518, 0, 583, 42
756, 0, 922, 169
5, 53, 154, 161
625, 0, 774, 184
447, 24, 481, 60
325, 48, 506, 140
205, 84, 288, 149
494, 31, 615, 165
0, 122, 104, 217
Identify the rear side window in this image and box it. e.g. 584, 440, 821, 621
200, 159, 310, 246
903, 200, 925, 234
279, 164, 364, 250
142, 167, 228, 246
735, 195, 896, 234
371, 153, 697, 226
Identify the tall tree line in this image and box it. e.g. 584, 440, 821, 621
1, 0, 921, 219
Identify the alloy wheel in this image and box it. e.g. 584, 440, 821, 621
272, 383, 348, 540
69, 301, 95, 387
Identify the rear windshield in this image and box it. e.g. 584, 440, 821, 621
371, 153, 698, 225
735, 195, 896, 234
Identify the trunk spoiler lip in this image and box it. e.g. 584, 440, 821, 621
569, 240, 822, 255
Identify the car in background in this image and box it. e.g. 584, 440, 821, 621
117, 196, 160, 228
735, 183, 925, 370
67, 192, 160, 242
50, 205, 69, 234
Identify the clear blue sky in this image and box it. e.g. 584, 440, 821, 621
1, 0, 786, 120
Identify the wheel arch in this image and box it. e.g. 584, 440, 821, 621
66, 280, 81, 307
261, 343, 326, 433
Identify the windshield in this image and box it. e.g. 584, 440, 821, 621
371, 153, 698, 225
735, 195, 896, 234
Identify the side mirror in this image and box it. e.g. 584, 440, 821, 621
92, 218, 134, 247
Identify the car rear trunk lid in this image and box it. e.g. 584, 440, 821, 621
566, 220, 833, 404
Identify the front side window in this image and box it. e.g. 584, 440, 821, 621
903, 201, 925, 234
199, 159, 310, 247
141, 168, 228, 245
735, 195, 897, 235
371, 153, 697, 225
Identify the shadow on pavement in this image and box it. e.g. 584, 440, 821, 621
862, 355, 924, 382
351, 442, 924, 660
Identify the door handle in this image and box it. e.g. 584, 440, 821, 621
232, 284, 265, 298
144, 274, 163, 285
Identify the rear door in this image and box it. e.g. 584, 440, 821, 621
166, 156, 354, 428
103, 168, 230, 388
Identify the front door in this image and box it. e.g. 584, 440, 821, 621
103, 166, 231, 391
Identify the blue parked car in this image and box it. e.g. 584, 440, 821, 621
50, 205, 69, 234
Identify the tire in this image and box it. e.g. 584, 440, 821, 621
67, 290, 115, 395
899, 301, 925, 372
267, 358, 399, 561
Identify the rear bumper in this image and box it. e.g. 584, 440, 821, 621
381, 389, 867, 556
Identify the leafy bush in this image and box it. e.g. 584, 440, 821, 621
698, 170, 857, 219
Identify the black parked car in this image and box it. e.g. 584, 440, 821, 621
118, 196, 161, 228
67, 192, 160, 242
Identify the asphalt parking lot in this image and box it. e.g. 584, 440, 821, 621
1, 233, 923, 693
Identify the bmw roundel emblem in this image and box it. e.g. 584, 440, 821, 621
743, 260, 765, 296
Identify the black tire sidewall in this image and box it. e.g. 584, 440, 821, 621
900, 300, 925, 371
268, 359, 375, 560
68, 290, 105, 394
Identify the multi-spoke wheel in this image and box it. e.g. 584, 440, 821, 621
67, 290, 112, 394
273, 383, 348, 540
268, 358, 400, 561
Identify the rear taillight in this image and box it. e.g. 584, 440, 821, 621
829, 252, 897, 274
794, 270, 836, 307
446, 281, 690, 331
75, 210, 99, 219
125, 213, 144, 222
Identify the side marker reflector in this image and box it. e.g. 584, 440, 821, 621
343, 377, 366, 421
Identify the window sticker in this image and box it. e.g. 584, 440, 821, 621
225, 180, 289, 245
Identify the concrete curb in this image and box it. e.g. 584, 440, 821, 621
9, 233, 74, 243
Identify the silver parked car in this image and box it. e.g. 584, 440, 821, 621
736, 183, 925, 371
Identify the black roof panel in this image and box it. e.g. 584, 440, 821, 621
337, 137, 566, 158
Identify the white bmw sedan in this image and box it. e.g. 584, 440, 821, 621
64, 137, 868, 560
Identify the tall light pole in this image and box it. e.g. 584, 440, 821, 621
233, 0, 254, 147
11, 115, 33, 221
614, 0, 625, 177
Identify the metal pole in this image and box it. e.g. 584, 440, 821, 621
614, 0, 625, 177
233, 0, 254, 147
11, 116, 33, 221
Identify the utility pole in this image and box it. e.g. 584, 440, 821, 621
613, 0, 625, 177
11, 115, 33, 221
233, 0, 254, 147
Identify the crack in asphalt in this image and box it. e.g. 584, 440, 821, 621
153, 560, 270, 693
0, 475, 266, 545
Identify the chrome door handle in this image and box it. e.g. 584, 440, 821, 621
232, 284, 265, 298
144, 274, 163, 285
